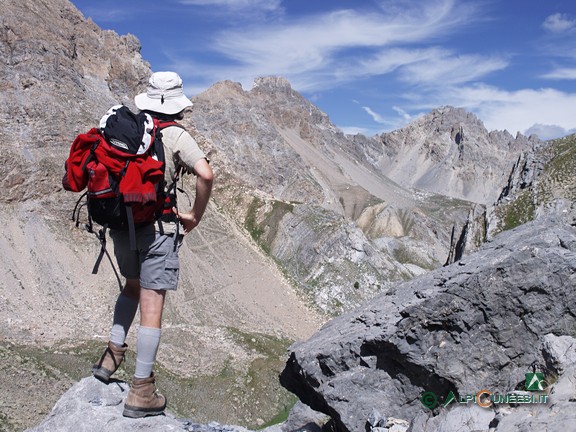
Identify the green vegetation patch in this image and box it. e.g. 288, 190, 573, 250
245, 197, 295, 253
392, 243, 435, 271
159, 328, 296, 429
245, 196, 266, 243
396, 208, 416, 237
495, 190, 536, 232
538, 134, 576, 203
225, 327, 292, 358
0, 340, 99, 432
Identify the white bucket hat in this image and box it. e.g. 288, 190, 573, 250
134, 71, 193, 115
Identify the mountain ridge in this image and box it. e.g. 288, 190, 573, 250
189, 76, 544, 314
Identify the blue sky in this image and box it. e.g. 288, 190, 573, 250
70, 0, 576, 140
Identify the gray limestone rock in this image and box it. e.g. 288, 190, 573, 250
26, 377, 254, 432
280, 218, 576, 431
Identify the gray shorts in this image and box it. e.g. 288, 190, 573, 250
110, 224, 183, 290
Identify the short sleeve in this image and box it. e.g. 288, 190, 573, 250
161, 126, 206, 179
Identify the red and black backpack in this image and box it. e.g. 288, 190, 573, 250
63, 105, 184, 280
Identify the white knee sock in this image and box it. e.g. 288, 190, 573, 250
134, 326, 161, 378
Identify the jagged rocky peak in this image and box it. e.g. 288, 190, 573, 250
0, 0, 151, 207
193, 80, 248, 109
201, 76, 293, 98
419, 105, 487, 134
372, 105, 540, 204
437, 105, 481, 122
416, 106, 541, 152
398, 105, 491, 152
206, 79, 245, 94
250, 76, 330, 124
192, 75, 336, 157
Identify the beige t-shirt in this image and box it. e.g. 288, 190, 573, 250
157, 125, 206, 234
161, 125, 206, 182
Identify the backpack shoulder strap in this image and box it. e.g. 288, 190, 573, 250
156, 120, 185, 131
153, 120, 187, 181
153, 120, 188, 242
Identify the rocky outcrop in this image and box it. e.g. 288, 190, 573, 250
25, 377, 252, 432
496, 151, 544, 204
410, 360, 576, 432
280, 217, 576, 432
444, 204, 487, 265
448, 134, 576, 259
26, 377, 330, 432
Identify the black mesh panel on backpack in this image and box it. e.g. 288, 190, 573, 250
87, 172, 129, 231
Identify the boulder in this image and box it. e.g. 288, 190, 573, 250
280, 218, 576, 431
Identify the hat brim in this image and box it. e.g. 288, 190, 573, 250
134, 92, 193, 115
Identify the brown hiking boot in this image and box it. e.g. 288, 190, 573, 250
92, 341, 127, 383
123, 373, 167, 418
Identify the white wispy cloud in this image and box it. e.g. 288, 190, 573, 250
362, 106, 387, 124
360, 105, 413, 127
541, 68, 576, 80
345, 46, 508, 88
542, 13, 576, 33
392, 106, 414, 122
439, 84, 576, 138
397, 50, 508, 86
163, 0, 575, 141
194, 0, 481, 90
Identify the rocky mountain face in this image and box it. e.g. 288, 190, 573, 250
0, 0, 150, 207
492, 133, 576, 230
1, 0, 570, 431
445, 131, 576, 265
372, 106, 541, 205
190, 79, 527, 315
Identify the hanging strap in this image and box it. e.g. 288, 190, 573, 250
92, 226, 123, 291
165, 165, 185, 249
154, 121, 185, 245
71, 193, 122, 291
125, 205, 137, 251
71, 191, 88, 228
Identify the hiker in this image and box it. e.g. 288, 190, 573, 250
91, 71, 213, 418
